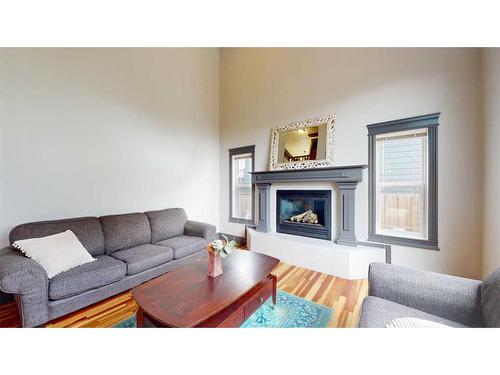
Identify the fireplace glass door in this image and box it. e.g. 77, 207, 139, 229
276, 190, 331, 240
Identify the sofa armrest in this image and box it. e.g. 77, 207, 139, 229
0, 247, 49, 327
368, 263, 483, 327
184, 220, 216, 244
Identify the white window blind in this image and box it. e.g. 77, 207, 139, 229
375, 128, 428, 239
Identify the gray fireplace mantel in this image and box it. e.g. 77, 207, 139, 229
251, 165, 367, 247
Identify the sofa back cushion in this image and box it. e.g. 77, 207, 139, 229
100, 213, 151, 254
481, 268, 500, 327
145, 208, 188, 243
9, 217, 105, 256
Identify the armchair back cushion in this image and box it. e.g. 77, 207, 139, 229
100, 213, 151, 254
145, 208, 188, 242
368, 263, 483, 327
9, 217, 105, 256
481, 268, 500, 327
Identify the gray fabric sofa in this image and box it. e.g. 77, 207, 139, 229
358, 263, 500, 328
0, 208, 216, 327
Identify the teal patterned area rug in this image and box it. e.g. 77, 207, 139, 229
113, 290, 332, 328
241, 290, 332, 328
113, 315, 137, 328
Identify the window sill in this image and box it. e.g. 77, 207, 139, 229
367, 233, 439, 251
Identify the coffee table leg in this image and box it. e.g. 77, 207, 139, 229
136, 307, 144, 328
271, 274, 277, 307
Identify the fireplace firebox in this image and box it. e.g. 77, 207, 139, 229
276, 190, 331, 240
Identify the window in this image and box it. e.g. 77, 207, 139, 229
229, 145, 255, 224
376, 128, 428, 239
368, 113, 439, 250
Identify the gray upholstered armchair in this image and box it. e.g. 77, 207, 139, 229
358, 263, 500, 328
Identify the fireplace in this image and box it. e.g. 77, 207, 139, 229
276, 190, 331, 240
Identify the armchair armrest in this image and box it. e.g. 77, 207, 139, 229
184, 220, 216, 244
368, 263, 483, 327
0, 247, 49, 327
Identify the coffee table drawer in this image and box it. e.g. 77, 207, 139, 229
244, 278, 273, 320
217, 307, 245, 328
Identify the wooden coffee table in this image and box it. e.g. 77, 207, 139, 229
131, 250, 279, 327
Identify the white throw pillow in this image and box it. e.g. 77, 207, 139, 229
386, 317, 451, 328
13, 230, 96, 278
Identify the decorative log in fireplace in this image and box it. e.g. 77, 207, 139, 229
288, 209, 319, 224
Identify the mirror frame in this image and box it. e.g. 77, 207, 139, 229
269, 113, 336, 170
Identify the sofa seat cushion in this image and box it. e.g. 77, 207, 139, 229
110, 244, 173, 275
358, 296, 468, 328
49, 255, 126, 301
155, 235, 205, 260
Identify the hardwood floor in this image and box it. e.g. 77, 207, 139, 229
0, 262, 367, 328
274, 263, 367, 327
0, 299, 20, 328
46, 292, 138, 328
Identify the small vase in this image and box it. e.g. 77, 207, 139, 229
207, 251, 223, 277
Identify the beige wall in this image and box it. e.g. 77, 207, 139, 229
0, 48, 220, 247
482, 49, 500, 277
219, 48, 483, 278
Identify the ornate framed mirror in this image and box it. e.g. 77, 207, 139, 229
269, 114, 336, 170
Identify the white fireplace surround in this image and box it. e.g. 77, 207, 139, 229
248, 228, 386, 279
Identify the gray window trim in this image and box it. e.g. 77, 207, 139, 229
367, 113, 440, 250
229, 145, 255, 225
